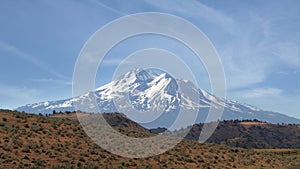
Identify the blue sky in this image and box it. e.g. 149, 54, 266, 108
0, 0, 299, 119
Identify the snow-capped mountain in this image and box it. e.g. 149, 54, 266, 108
17, 68, 300, 129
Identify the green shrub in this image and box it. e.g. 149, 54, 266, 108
22, 146, 30, 153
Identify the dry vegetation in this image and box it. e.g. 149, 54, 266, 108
0, 109, 299, 169
183, 120, 300, 149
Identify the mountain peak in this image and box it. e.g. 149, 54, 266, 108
119, 68, 156, 84
135, 69, 155, 82
16, 68, 300, 129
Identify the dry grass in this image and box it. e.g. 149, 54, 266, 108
0, 110, 299, 169
240, 121, 267, 126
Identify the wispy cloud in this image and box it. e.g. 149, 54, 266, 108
31, 78, 72, 86
0, 40, 69, 80
101, 58, 124, 66
236, 87, 282, 99
0, 83, 38, 99
89, 0, 127, 16
230, 87, 300, 118
0, 83, 40, 109
144, 0, 235, 33
272, 42, 300, 67
220, 10, 300, 89
100, 58, 135, 67
221, 46, 267, 89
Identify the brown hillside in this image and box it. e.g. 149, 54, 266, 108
182, 120, 300, 149
0, 110, 299, 169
